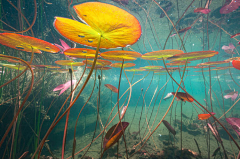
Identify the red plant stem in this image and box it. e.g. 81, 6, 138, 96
0, 55, 34, 148
62, 69, 74, 159
33, 37, 101, 159
3, 0, 37, 35
161, 59, 240, 150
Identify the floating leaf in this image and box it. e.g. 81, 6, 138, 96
0, 33, 60, 53
64, 48, 100, 59
168, 51, 218, 62
55, 60, 84, 66
83, 59, 111, 66
100, 51, 141, 61
142, 50, 183, 60
110, 63, 135, 68
197, 61, 229, 66
125, 68, 145, 72
54, 2, 141, 49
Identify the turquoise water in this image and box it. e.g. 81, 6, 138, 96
0, 0, 240, 159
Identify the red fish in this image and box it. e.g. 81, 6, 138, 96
198, 112, 215, 120
171, 92, 194, 102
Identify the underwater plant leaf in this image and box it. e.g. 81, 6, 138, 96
140, 66, 163, 70
83, 59, 112, 66
166, 61, 191, 66
0, 63, 26, 70
171, 92, 194, 102
53, 80, 76, 96
0, 33, 60, 53
55, 60, 84, 66
104, 84, 118, 93
194, 8, 211, 14
167, 51, 218, 62
162, 120, 176, 135
54, 2, 141, 49
100, 51, 142, 61
232, 58, 240, 70
226, 118, 240, 136
224, 91, 238, 101
110, 63, 135, 68
103, 122, 129, 152
73, 2, 141, 48
64, 48, 100, 59
125, 68, 145, 72
207, 123, 222, 143
220, 0, 240, 14
142, 50, 183, 60
86, 66, 112, 70
197, 61, 229, 66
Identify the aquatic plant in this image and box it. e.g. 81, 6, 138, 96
1, 0, 240, 159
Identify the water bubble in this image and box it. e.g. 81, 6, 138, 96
16, 46, 24, 50
78, 34, 85, 38
88, 39, 93, 43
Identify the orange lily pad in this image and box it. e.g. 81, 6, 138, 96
86, 66, 112, 70
225, 57, 240, 62
54, 2, 141, 49
100, 51, 141, 61
140, 66, 163, 70
49, 69, 76, 73
64, 48, 100, 59
55, 60, 84, 66
110, 63, 135, 68
0, 57, 10, 61
167, 51, 218, 61
212, 66, 234, 70
0, 33, 60, 54
1, 63, 26, 70
125, 68, 145, 72
142, 50, 184, 60
103, 122, 129, 152
104, 84, 118, 93
197, 61, 229, 66
166, 61, 191, 66
83, 59, 112, 66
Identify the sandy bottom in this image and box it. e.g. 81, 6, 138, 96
45, 101, 239, 159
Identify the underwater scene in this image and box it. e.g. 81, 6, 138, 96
1, 0, 240, 159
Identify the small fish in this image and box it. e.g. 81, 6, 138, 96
163, 92, 173, 100
121, 106, 127, 119
198, 112, 215, 120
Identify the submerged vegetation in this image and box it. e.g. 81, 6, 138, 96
0, 0, 240, 159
